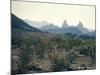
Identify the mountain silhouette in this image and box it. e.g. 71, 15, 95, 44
40, 21, 83, 35
39, 20, 94, 35
62, 20, 68, 28
77, 21, 89, 33
12, 14, 41, 32
15, 18, 95, 36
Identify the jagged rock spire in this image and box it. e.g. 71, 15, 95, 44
62, 20, 68, 28
77, 21, 83, 28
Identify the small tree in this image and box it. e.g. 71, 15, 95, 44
48, 45, 69, 71
66, 50, 78, 64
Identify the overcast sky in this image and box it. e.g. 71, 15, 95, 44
12, 1, 95, 30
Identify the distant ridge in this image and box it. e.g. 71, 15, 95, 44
23, 19, 95, 35
22, 19, 95, 36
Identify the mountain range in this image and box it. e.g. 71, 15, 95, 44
12, 14, 95, 36
24, 19, 95, 36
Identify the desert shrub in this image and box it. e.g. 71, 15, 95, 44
66, 50, 78, 64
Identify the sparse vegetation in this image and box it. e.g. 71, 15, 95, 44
12, 32, 96, 74
11, 14, 96, 74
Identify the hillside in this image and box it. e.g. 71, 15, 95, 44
12, 14, 41, 32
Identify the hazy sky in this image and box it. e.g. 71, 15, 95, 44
12, 1, 95, 30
